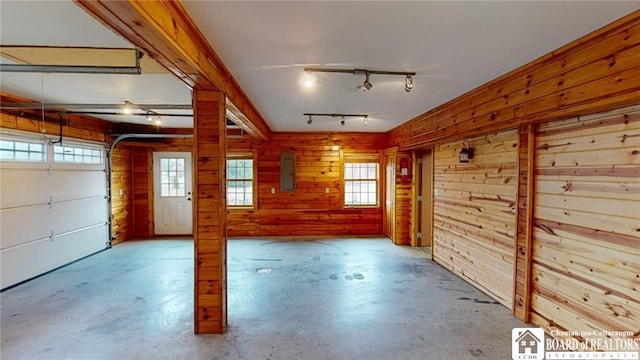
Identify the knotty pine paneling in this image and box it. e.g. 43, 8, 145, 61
110, 145, 133, 244
387, 11, 640, 150
531, 106, 640, 347
394, 152, 413, 246
193, 89, 227, 334
122, 139, 194, 239
433, 129, 518, 309
227, 132, 385, 237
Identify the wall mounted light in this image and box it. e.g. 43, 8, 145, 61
303, 113, 369, 127
303, 67, 416, 92
405, 75, 413, 92
459, 140, 474, 163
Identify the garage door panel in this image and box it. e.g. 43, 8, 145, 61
50, 170, 106, 202
0, 168, 50, 208
51, 197, 107, 235
0, 224, 107, 289
0, 135, 108, 290
0, 204, 52, 249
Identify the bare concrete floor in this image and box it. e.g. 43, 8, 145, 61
1, 238, 525, 359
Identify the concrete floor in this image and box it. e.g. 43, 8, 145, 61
1, 238, 525, 360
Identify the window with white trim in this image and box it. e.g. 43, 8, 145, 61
343, 153, 379, 207
53, 143, 103, 164
0, 138, 46, 162
227, 153, 256, 208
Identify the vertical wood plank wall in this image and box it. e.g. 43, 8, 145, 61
530, 106, 640, 345
227, 133, 385, 237
433, 130, 518, 308
193, 90, 227, 334
110, 145, 134, 244
394, 152, 413, 245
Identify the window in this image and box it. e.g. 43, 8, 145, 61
343, 153, 379, 207
159, 157, 186, 197
227, 153, 256, 208
54, 144, 103, 164
0, 138, 46, 162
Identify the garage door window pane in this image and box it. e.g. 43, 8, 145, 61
54, 144, 103, 164
0, 139, 45, 162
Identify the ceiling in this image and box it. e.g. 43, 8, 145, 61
1, 1, 639, 134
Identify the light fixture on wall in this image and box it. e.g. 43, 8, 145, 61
304, 113, 369, 127
303, 67, 416, 92
459, 140, 474, 163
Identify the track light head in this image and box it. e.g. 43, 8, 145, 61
340, 117, 346, 126
122, 100, 134, 115
363, 115, 369, 126
307, 115, 313, 125
145, 110, 153, 122
358, 72, 373, 92
405, 75, 413, 92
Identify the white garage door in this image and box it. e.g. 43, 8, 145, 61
1, 131, 108, 289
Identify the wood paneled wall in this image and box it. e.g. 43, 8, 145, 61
227, 132, 385, 237
433, 130, 518, 308
530, 106, 640, 346
393, 151, 413, 246
111, 145, 134, 244
387, 11, 640, 150
123, 139, 194, 238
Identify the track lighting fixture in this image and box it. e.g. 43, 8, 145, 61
303, 67, 416, 92
121, 100, 134, 115
145, 109, 160, 122
405, 75, 413, 92
303, 113, 369, 127
358, 72, 373, 92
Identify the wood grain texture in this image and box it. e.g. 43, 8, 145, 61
531, 106, 640, 346
76, 0, 271, 140
432, 130, 518, 309
227, 132, 385, 236
193, 89, 227, 334
387, 11, 640, 150
110, 145, 134, 244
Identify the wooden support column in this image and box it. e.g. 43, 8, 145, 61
193, 89, 227, 334
513, 124, 535, 322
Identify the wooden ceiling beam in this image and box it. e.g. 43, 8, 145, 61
75, 0, 271, 140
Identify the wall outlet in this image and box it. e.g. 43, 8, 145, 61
271, 187, 275, 194
119, 189, 124, 196
325, 188, 329, 194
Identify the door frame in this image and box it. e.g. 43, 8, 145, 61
383, 148, 397, 243
413, 148, 434, 253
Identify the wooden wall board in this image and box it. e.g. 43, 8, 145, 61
432, 129, 518, 309
531, 106, 640, 346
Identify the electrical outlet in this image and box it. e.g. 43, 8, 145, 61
271, 187, 275, 194
119, 189, 124, 196
325, 188, 329, 194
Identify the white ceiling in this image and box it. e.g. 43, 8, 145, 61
1, 1, 639, 133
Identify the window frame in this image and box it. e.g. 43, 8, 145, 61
226, 151, 257, 210
53, 141, 104, 165
0, 134, 47, 163
340, 151, 381, 208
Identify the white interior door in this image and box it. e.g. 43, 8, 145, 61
153, 152, 193, 235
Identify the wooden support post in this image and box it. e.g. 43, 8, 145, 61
193, 89, 227, 334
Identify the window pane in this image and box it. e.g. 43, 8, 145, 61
344, 160, 378, 206
226, 157, 254, 207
